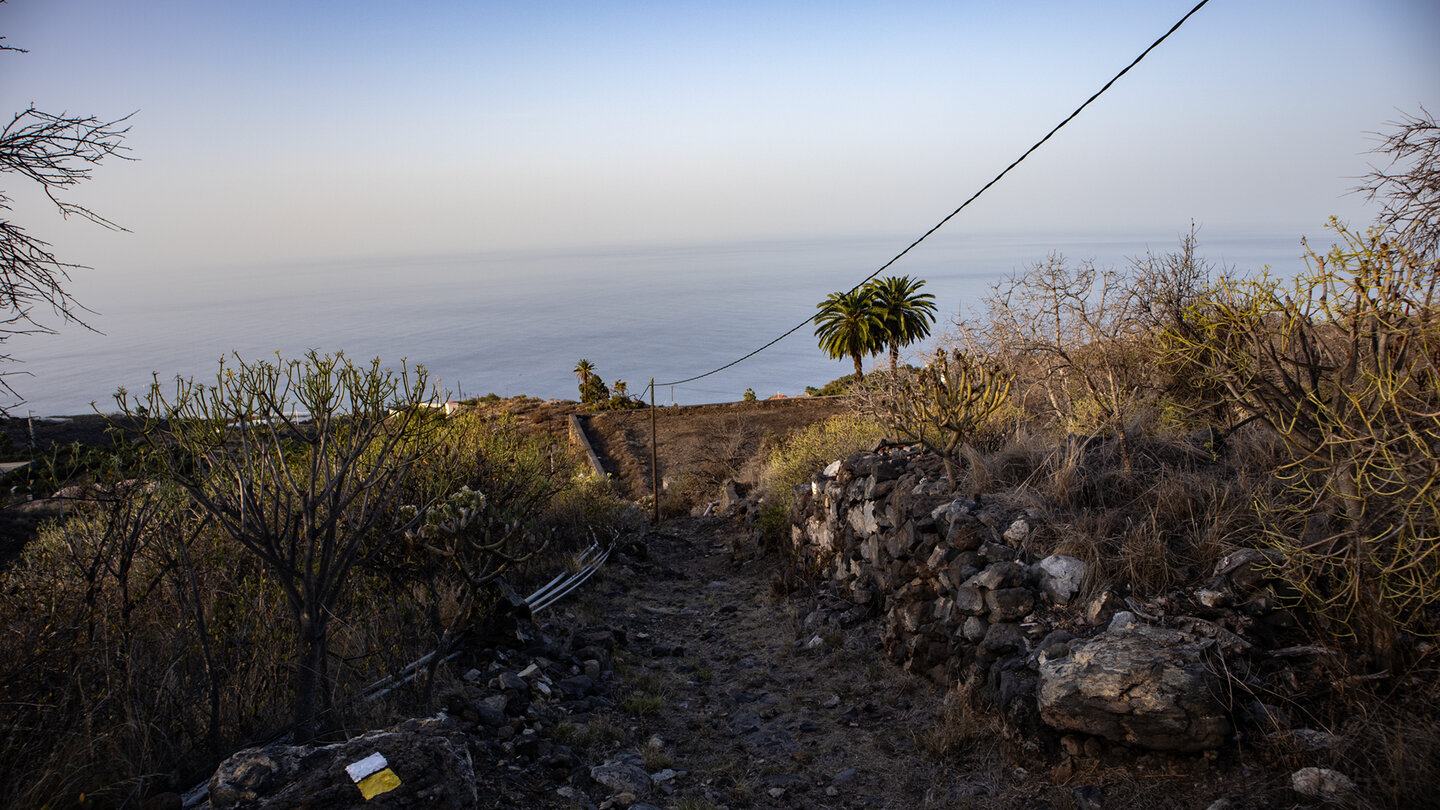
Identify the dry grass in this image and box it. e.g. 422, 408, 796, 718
952, 424, 1254, 599
1251, 650, 1440, 809
914, 676, 1003, 762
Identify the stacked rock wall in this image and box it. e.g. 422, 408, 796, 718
790, 444, 1082, 681
789, 443, 1240, 752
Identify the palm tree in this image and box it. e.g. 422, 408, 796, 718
814, 288, 886, 381
868, 275, 938, 375
573, 359, 596, 400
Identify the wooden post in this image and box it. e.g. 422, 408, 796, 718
650, 378, 660, 525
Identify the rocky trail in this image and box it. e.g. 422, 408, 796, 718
565, 518, 966, 810
444, 516, 1079, 810
204, 515, 1281, 810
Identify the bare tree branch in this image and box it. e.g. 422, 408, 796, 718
1, 9, 134, 412
1357, 106, 1440, 260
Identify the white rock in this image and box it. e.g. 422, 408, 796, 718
1003, 518, 1032, 544
1195, 587, 1229, 608
590, 761, 652, 795
1038, 554, 1086, 605
1291, 767, 1356, 800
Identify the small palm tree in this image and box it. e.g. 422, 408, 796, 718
814, 288, 886, 381
868, 275, 938, 375
573, 359, 595, 392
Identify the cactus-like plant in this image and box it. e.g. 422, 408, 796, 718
884, 349, 1012, 488
1168, 220, 1440, 662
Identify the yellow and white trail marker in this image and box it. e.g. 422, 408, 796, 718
345, 752, 401, 800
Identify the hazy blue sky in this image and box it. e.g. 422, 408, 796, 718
2, 0, 1437, 275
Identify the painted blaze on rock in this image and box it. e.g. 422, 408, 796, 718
1036, 624, 1232, 752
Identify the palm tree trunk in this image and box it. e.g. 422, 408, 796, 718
889, 344, 899, 376
851, 353, 864, 381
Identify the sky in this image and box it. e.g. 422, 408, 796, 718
2, 0, 1436, 280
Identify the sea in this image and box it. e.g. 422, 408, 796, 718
5, 230, 1312, 417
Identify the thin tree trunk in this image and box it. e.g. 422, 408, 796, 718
293, 613, 325, 743
852, 354, 864, 381
889, 344, 899, 376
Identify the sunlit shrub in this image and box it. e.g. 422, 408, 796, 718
759, 413, 888, 514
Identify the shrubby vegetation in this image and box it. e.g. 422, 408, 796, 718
573, 359, 644, 411
753, 112, 1439, 804
853, 110, 1440, 675
754, 413, 889, 548
0, 352, 631, 807
878, 214, 1438, 655
1168, 220, 1440, 664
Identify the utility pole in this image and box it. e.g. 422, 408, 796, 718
650, 378, 660, 525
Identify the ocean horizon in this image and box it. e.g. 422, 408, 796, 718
5, 229, 1314, 417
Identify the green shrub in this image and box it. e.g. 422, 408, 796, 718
1170, 221, 1440, 661
759, 413, 887, 513
882, 349, 1011, 487
117, 351, 441, 741
755, 501, 790, 550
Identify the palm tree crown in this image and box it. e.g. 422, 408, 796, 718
814, 288, 886, 380
573, 359, 603, 402
868, 275, 938, 375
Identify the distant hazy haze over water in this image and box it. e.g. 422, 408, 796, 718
9, 231, 1310, 416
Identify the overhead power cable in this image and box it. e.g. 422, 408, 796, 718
653, 0, 1211, 391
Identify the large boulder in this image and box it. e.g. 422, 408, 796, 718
1037, 624, 1232, 752
208, 718, 476, 809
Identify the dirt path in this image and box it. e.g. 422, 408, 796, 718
541, 517, 1052, 810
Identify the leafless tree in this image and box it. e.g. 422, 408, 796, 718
972, 253, 1151, 461
118, 351, 440, 742
1357, 106, 1439, 260
1, 5, 132, 410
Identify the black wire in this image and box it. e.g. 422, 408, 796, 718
654, 0, 1211, 390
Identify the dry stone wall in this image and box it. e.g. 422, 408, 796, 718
788, 443, 1248, 753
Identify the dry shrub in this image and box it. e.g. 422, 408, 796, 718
957, 426, 1049, 496
1251, 651, 1440, 810
1168, 221, 1440, 659
914, 675, 1002, 761
659, 472, 709, 518
966, 425, 1253, 597
0, 406, 631, 807
0, 491, 295, 807
693, 415, 767, 488
1344, 684, 1440, 809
